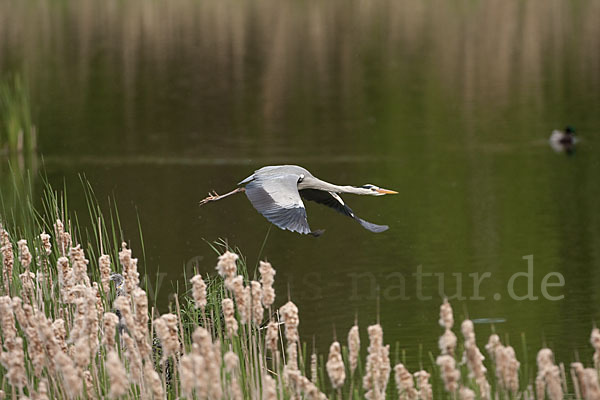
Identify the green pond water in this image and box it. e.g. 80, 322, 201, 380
1, 0, 600, 375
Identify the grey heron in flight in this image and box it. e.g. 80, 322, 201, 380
199, 165, 397, 235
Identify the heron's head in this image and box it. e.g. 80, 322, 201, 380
360, 184, 398, 196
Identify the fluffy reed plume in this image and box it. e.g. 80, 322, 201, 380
154, 313, 180, 362
39, 232, 51, 256
461, 320, 490, 399
284, 343, 326, 400
414, 370, 433, 400
582, 368, 600, 400
56, 256, 74, 303
107, 350, 129, 397
216, 250, 239, 283
327, 341, 346, 389
180, 354, 196, 397
394, 363, 418, 400
348, 324, 360, 377
83, 370, 96, 400
119, 242, 139, 294
436, 354, 460, 393
98, 254, 111, 293
280, 301, 300, 343
230, 275, 250, 323
222, 298, 239, 338
1, 225, 14, 291
53, 219, 72, 256
132, 287, 151, 359
102, 312, 119, 348
225, 351, 243, 400
0, 336, 26, 392
572, 362, 586, 399
363, 324, 391, 400
250, 280, 264, 325
17, 239, 32, 269
55, 350, 83, 398
259, 261, 276, 308
69, 244, 90, 286
459, 386, 476, 400
438, 299, 457, 358
190, 274, 207, 310
485, 334, 520, 394
122, 332, 143, 383
265, 320, 279, 352
591, 328, 600, 370
193, 326, 223, 399
536, 348, 563, 400
12, 298, 44, 377
263, 373, 278, 400
144, 361, 164, 399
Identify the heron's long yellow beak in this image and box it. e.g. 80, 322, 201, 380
376, 188, 398, 194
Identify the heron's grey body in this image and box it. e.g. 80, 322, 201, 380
236, 165, 394, 235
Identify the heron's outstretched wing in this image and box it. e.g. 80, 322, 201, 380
244, 174, 314, 235
299, 189, 389, 233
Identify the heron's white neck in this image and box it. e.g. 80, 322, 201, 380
302, 178, 372, 195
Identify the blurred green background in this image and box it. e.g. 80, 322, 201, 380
1, 0, 599, 373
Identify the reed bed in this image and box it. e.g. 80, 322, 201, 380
1, 184, 600, 399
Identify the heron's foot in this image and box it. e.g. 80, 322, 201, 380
199, 191, 221, 205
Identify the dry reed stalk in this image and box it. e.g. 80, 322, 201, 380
250, 280, 264, 325
348, 324, 360, 377
222, 298, 239, 338
259, 261, 276, 308
327, 341, 346, 389
98, 254, 111, 293
394, 363, 418, 400
571, 362, 585, 399
1, 224, 14, 292
363, 324, 391, 400
436, 354, 460, 393
154, 313, 180, 362
536, 348, 563, 400
414, 370, 433, 400
461, 320, 490, 399
591, 328, 600, 370
280, 301, 300, 343
190, 274, 207, 311
106, 350, 129, 397
119, 242, 139, 294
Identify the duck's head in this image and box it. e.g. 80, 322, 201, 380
360, 184, 398, 196
565, 126, 576, 135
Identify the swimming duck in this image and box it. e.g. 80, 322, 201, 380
549, 126, 576, 153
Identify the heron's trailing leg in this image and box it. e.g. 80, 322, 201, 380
199, 187, 245, 205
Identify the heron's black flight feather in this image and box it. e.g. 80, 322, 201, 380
300, 189, 389, 233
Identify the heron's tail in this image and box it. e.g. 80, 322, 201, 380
310, 229, 326, 237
